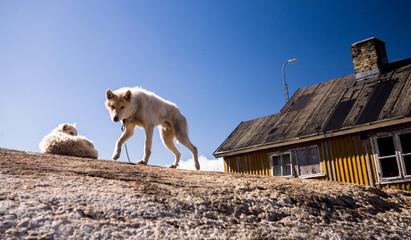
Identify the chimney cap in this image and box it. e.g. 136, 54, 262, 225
351, 37, 385, 46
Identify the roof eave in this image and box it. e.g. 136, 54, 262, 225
213, 116, 411, 158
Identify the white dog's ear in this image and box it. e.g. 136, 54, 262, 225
123, 90, 132, 101
106, 89, 115, 100
73, 122, 77, 128
63, 124, 69, 131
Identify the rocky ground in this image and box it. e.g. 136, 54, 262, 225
0, 148, 410, 239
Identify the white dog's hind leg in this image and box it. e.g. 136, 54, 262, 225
173, 116, 200, 170
186, 142, 199, 170
176, 132, 199, 170
160, 126, 181, 168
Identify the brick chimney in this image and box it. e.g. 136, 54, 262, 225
351, 37, 388, 81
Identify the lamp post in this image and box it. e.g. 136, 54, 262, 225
282, 58, 298, 103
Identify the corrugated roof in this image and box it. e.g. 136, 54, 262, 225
214, 58, 411, 157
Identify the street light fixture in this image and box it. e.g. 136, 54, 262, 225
282, 58, 298, 103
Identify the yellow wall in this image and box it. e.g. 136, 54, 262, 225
223, 133, 411, 191
318, 134, 375, 185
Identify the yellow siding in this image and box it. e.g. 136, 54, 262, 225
324, 140, 336, 181
326, 141, 334, 181
359, 139, 369, 186
378, 182, 411, 190
350, 136, 359, 184
224, 161, 228, 172
230, 157, 235, 173
266, 151, 271, 176
318, 143, 327, 180
352, 136, 362, 184
246, 154, 251, 174
255, 152, 261, 175
347, 137, 356, 183
342, 137, 350, 182
257, 151, 262, 175
261, 151, 266, 176
323, 134, 371, 186
366, 139, 378, 185
332, 138, 342, 182
251, 152, 256, 175
354, 136, 366, 185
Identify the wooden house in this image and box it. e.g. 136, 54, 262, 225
213, 37, 411, 190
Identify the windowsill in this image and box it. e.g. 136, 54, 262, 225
298, 173, 326, 179
376, 178, 411, 185
273, 175, 293, 178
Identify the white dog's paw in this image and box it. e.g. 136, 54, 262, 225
112, 151, 121, 160
136, 160, 147, 165
168, 164, 177, 168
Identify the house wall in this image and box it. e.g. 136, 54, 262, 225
223, 131, 411, 191
224, 149, 273, 176
224, 141, 322, 177
319, 134, 376, 186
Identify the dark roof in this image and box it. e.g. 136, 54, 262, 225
214, 59, 411, 157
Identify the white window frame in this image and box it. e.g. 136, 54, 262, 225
372, 129, 411, 185
269, 151, 293, 177
293, 145, 325, 179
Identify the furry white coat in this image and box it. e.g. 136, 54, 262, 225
39, 123, 98, 159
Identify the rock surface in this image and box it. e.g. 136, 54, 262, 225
0, 148, 410, 239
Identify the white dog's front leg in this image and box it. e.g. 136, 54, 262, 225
112, 146, 121, 160
137, 124, 154, 165
112, 124, 135, 160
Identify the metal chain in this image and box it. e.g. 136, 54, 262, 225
121, 124, 133, 164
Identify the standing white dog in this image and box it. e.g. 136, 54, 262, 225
105, 87, 200, 170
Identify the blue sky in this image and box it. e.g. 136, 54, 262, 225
1, 0, 410, 170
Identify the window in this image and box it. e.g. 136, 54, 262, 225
400, 133, 411, 176
376, 137, 399, 178
269, 146, 323, 178
270, 152, 292, 177
373, 131, 411, 183
294, 146, 323, 178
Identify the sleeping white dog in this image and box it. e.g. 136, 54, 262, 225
39, 123, 98, 159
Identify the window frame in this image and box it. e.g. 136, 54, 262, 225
399, 132, 411, 177
372, 129, 411, 184
293, 145, 325, 179
268, 145, 325, 179
269, 151, 293, 177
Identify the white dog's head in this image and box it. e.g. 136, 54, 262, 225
59, 123, 77, 136
105, 89, 134, 123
